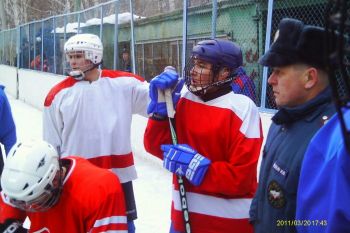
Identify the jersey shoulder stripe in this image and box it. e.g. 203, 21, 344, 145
44, 77, 77, 107
101, 69, 144, 82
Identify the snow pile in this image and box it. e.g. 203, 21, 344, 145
85, 12, 146, 26
52, 12, 146, 33
52, 22, 87, 34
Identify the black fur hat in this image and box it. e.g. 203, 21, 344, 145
259, 18, 327, 69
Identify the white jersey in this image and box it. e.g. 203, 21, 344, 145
43, 69, 149, 183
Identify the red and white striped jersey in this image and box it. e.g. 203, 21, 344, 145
144, 89, 263, 233
43, 70, 149, 183
0, 156, 128, 233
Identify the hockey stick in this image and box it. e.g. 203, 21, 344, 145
163, 66, 191, 233
1, 143, 6, 166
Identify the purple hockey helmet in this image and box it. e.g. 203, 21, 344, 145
191, 39, 243, 69
185, 39, 243, 96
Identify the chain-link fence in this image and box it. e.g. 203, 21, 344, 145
0, 28, 17, 67
262, 0, 328, 109
0, 0, 331, 110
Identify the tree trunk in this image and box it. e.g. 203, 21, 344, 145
12, 0, 20, 26
0, 1, 7, 29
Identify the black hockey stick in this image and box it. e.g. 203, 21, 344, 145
163, 69, 191, 233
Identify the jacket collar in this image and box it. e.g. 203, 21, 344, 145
200, 84, 232, 102
272, 87, 333, 125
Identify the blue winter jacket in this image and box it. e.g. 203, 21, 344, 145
0, 85, 16, 176
249, 87, 335, 233
297, 109, 350, 233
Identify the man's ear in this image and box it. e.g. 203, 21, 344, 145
218, 67, 231, 81
304, 67, 318, 89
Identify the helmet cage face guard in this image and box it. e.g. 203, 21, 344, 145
184, 55, 234, 96
326, 0, 350, 152
1, 140, 64, 213
65, 50, 100, 65
3, 166, 62, 212
4, 184, 61, 212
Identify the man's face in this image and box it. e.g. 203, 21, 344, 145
4, 169, 62, 212
66, 51, 91, 71
189, 58, 214, 88
268, 64, 309, 108
122, 52, 129, 61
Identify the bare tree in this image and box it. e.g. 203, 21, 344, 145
3, 0, 28, 27
0, 1, 7, 30
0, 0, 205, 29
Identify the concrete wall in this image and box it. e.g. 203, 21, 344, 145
0, 64, 64, 110
0, 65, 18, 98
18, 69, 64, 110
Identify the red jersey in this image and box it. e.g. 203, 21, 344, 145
144, 89, 263, 233
0, 156, 127, 233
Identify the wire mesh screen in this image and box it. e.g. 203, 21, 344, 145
101, 1, 118, 70
326, 0, 350, 107
262, 0, 328, 109
215, 1, 262, 104
186, 1, 213, 60
133, 0, 184, 80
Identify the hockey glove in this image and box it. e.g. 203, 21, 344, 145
147, 70, 183, 117
0, 219, 27, 233
161, 144, 211, 186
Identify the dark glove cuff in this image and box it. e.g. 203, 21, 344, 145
0, 219, 27, 233
150, 113, 167, 121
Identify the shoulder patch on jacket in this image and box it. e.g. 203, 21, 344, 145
101, 69, 145, 82
44, 77, 77, 107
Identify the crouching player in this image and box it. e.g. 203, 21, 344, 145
0, 140, 127, 233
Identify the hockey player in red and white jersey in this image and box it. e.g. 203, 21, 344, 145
144, 39, 263, 233
43, 34, 149, 232
0, 140, 127, 233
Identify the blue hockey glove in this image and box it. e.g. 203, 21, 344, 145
147, 70, 183, 117
161, 144, 211, 186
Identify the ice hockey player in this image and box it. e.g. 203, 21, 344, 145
0, 140, 128, 233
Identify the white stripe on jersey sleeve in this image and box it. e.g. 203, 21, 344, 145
93, 216, 127, 227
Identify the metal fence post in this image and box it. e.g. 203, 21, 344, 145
113, 0, 119, 70
211, 0, 218, 39
260, 0, 274, 109
182, 0, 188, 78
41, 21, 44, 71
53, 17, 57, 74
100, 5, 104, 42
16, 27, 20, 70
129, 0, 136, 74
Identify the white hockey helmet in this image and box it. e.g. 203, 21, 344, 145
64, 33, 103, 64
1, 140, 62, 212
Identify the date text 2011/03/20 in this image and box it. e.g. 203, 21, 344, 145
276, 220, 327, 227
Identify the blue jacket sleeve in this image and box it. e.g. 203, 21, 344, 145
0, 86, 17, 154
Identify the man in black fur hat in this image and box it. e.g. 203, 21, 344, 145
249, 18, 335, 233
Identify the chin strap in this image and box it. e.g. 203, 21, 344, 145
68, 61, 102, 80
189, 76, 233, 97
